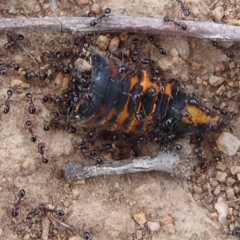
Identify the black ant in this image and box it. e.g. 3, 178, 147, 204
39, 204, 64, 216
7, 62, 19, 71
211, 41, 234, 58
26, 93, 36, 114
173, 78, 186, 93
37, 143, 48, 163
0, 68, 7, 75
25, 71, 48, 80
90, 8, 111, 27
3, 90, 12, 114
199, 156, 221, 171
25, 120, 37, 142
176, 0, 190, 16
173, 144, 182, 151
12, 189, 25, 217
94, 158, 103, 165
83, 232, 91, 240
232, 228, 240, 237
0, 61, 19, 74
148, 35, 167, 55
101, 143, 112, 152
4, 34, 24, 50
65, 125, 77, 133
163, 16, 187, 30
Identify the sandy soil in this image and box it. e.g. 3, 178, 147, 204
0, 0, 240, 239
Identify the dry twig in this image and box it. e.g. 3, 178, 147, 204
65, 151, 194, 183
0, 15, 239, 41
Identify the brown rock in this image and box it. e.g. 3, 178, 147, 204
216, 162, 227, 172
226, 177, 235, 187
75, 58, 92, 73
133, 212, 146, 227
69, 237, 84, 240
215, 171, 227, 183
76, 0, 89, 5
90, 3, 101, 14
160, 214, 173, 225
216, 85, 226, 95
230, 166, 240, 175
54, 72, 63, 87
191, 62, 201, 70
203, 182, 211, 191
214, 62, 225, 73
108, 36, 120, 52
209, 75, 225, 86
119, 32, 128, 42
11, 79, 30, 89
226, 188, 235, 199
214, 185, 221, 195
96, 35, 109, 51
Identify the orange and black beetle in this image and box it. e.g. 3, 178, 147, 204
67, 52, 226, 137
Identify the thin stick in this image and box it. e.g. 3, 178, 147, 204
18, 43, 39, 65
65, 151, 184, 183
0, 16, 240, 41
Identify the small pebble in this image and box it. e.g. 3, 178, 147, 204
226, 177, 236, 187
203, 182, 211, 191
229, 62, 236, 69
216, 85, 226, 95
136, 230, 142, 239
196, 77, 203, 84
216, 162, 227, 172
119, 32, 128, 42
210, 178, 219, 188
191, 62, 201, 70
96, 35, 109, 51
215, 171, 227, 183
193, 193, 201, 201
233, 186, 240, 194
212, 6, 224, 22
214, 185, 221, 195
69, 237, 84, 240
211, 212, 218, 220
204, 195, 215, 205
193, 185, 203, 194
226, 188, 235, 199
230, 70, 236, 78
215, 196, 229, 226
11, 79, 30, 89
147, 222, 160, 232
209, 75, 225, 86
214, 62, 225, 73
160, 214, 173, 225
228, 101, 238, 114
23, 235, 30, 240
230, 166, 240, 175
21, 159, 34, 169
216, 132, 240, 156
75, 58, 92, 73
90, 3, 101, 14
108, 36, 120, 52
54, 72, 63, 87
133, 212, 146, 227
76, 0, 89, 5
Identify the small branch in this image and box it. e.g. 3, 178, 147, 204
0, 15, 240, 41
65, 151, 183, 183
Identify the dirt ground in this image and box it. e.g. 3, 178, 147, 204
0, 0, 240, 239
